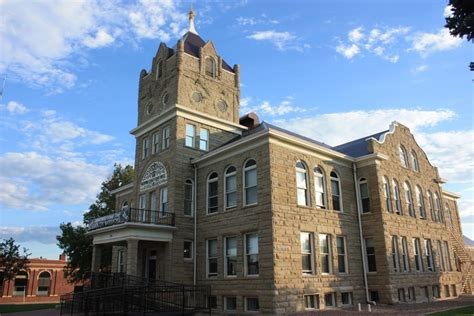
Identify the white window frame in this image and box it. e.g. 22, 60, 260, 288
296, 161, 309, 206
393, 179, 402, 215
206, 239, 218, 278
392, 236, 400, 272
150, 191, 157, 223
413, 238, 423, 272
162, 126, 170, 149
330, 171, 343, 212
401, 236, 410, 272
185, 124, 195, 148
314, 167, 326, 209
365, 238, 377, 272
399, 145, 409, 168
207, 173, 219, 214
324, 292, 335, 308
243, 159, 257, 206
199, 128, 209, 151
434, 192, 441, 222
160, 187, 168, 216
223, 296, 237, 311
304, 294, 319, 310
428, 191, 435, 221
184, 179, 194, 217
117, 249, 125, 273
416, 186, 426, 219
383, 176, 392, 212
341, 292, 352, 306
224, 236, 237, 277
300, 232, 314, 275
183, 240, 193, 260
359, 177, 370, 213
152, 132, 160, 154
404, 182, 415, 217
319, 234, 332, 274
425, 239, 434, 272
336, 236, 348, 274
224, 166, 237, 209
245, 233, 259, 277
411, 150, 419, 171
138, 194, 146, 222
142, 137, 150, 159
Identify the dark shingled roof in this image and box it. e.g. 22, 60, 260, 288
181, 32, 234, 72
332, 130, 389, 157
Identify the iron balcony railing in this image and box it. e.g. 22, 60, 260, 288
87, 208, 175, 231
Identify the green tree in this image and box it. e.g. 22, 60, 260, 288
0, 238, 30, 295
445, 0, 474, 41
57, 164, 134, 283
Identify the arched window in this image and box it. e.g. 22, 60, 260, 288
13, 271, 28, 296
359, 178, 370, 213
330, 171, 342, 211
427, 191, 435, 221
383, 176, 392, 213
393, 179, 402, 215
399, 145, 409, 168
121, 200, 129, 211
314, 167, 326, 209
296, 161, 309, 206
205, 57, 216, 78
37, 271, 51, 296
411, 150, 419, 172
184, 179, 194, 216
415, 186, 426, 219
225, 166, 237, 209
243, 159, 257, 206
156, 60, 163, 79
207, 172, 219, 214
434, 192, 441, 222
404, 181, 415, 217
445, 203, 453, 227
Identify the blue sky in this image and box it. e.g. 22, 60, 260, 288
0, 0, 472, 259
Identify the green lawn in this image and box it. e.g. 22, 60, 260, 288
427, 305, 474, 316
0, 303, 57, 314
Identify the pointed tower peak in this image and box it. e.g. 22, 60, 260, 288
188, 5, 198, 34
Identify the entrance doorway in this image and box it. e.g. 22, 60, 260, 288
147, 250, 157, 280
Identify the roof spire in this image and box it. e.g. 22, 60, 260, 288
188, 5, 198, 34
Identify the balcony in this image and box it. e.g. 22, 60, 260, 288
86, 208, 176, 244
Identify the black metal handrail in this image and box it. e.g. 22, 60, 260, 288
87, 208, 175, 231
60, 273, 211, 315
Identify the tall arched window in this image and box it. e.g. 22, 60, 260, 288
416, 185, 426, 219
225, 166, 237, 209
296, 161, 309, 206
156, 60, 163, 79
121, 200, 129, 211
359, 178, 370, 213
243, 159, 257, 206
427, 191, 435, 221
393, 179, 402, 215
314, 166, 326, 209
404, 181, 415, 217
184, 179, 194, 216
13, 271, 28, 296
445, 203, 453, 227
207, 172, 219, 214
434, 192, 441, 222
411, 150, 419, 172
383, 176, 392, 213
205, 57, 216, 78
399, 145, 409, 168
330, 171, 342, 212
37, 271, 51, 296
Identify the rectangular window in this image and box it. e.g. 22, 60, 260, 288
142, 137, 150, 159
185, 124, 195, 147
223, 297, 236, 311
444, 241, 452, 271
150, 191, 157, 223
408, 287, 415, 302
425, 239, 434, 272
225, 169, 237, 209
160, 187, 168, 216
207, 239, 217, 278
225, 237, 237, 277
162, 126, 170, 149
384, 179, 392, 212
184, 181, 194, 216
314, 172, 326, 208
319, 234, 332, 274
207, 176, 218, 214
401, 237, 410, 272
369, 291, 379, 302
245, 233, 259, 276
152, 132, 160, 154
331, 178, 342, 211
304, 294, 319, 310
413, 238, 423, 272
360, 180, 370, 213
336, 236, 347, 273
244, 162, 258, 206
432, 285, 440, 298
138, 194, 146, 222
117, 249, 125, 273
300, 232, 314, 274
184, 240, 193, 259
341, 292, 352, 306
398, 288, 406, 302
245, 297, 260, 312
392, 236, 400, 272
199, 128, 209, 151
365, 238, 377, 272
437, 240, 445, 271
296, 169, 308, 206
324, 293, 335, 307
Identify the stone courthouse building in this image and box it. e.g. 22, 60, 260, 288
86, 10, 471, 313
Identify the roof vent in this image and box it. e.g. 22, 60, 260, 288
240, 112, 260, 130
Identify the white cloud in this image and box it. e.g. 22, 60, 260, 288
348, 27, 364, 43
247, 30, 308, 52
0, 226, 60, 244
336, 43, 360, 59
0, 0, 187, 92
1, 101, 28, 114
240, 97, 306, 116
414, 65, 428, 73
410, 28, 463, 56
237, 14, 279, 27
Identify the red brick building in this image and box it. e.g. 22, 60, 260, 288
0, 254, 76, 304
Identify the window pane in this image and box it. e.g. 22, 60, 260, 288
226, 175, 236, 192
296, 172, 307, 188
246, 187, 258, 205
226, 238, 237, 256
245, 169, 257, 187
208, 240, 217, 257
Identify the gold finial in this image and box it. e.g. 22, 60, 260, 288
188, 4, 198, 34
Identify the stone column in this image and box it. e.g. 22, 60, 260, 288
126, 239, 139, 277
91, 244, 102, 272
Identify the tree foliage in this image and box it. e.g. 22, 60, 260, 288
0, 238, 30, 281
57, 163, 134, 283
445, 0, 474, 41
